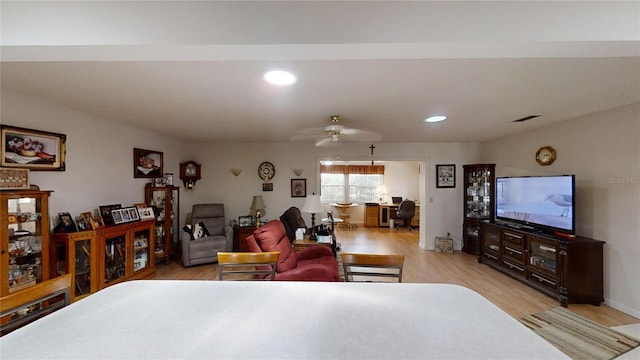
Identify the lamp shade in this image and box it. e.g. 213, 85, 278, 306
376, 184, 388, 195
249, 195, 266, 216
302, 194, 323, 214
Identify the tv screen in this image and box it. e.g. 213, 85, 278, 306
496, 175, 575, 235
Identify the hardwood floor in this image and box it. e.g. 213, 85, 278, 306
154, 226, 639, 327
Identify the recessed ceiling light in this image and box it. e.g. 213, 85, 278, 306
425, 115, 447, 123
264, 70, 296, 86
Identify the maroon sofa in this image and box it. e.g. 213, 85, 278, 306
246, 220, 339, 281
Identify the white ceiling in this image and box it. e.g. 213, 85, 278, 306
2, 1, 639, 144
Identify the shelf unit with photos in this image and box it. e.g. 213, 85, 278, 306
462, 164, 495, 255
1, 189, 52, 297
144, 184, 180, 265
51, 220, 155, 301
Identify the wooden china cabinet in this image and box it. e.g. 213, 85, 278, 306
144, 184, 180, 264
1, 189, 52, 296
462, 164, 495, 255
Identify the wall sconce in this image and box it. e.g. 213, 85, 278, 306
231, 168, 242, 176
293, 168, 303, 176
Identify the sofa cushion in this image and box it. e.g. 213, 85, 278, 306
250, 220, 298, 272
192, 222, 210, 240
188, 235, 228, 260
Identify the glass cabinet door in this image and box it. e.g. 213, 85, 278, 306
73, 239, 92, 297
104, 235, 127, 285
133, 228, 150, 272
529, 239, 558, 275
465, 169, 493, 219
7, 196, 43, 293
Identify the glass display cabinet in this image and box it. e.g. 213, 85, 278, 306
462, 164, 495, 255
144, 184, 179, 265
1, 189, 52, 296
51, 220, 155, 300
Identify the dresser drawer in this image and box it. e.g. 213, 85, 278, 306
502, 231, 523, 247
502, 259, 525, 276
527, 270, 559, 293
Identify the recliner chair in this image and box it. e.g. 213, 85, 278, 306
181, 204, 233, 267
246, 220, 339, 281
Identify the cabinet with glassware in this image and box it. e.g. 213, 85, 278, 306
51, 220, 155, 301
462, 164, 495, 255
144, 184, 180, 265
1, 189, 52, 296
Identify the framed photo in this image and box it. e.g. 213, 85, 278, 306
99, 204, 121, 226
58, 212, 77, 232
1, 125, 66, 171
238, 215, 253, 227
111, 209, 125, 225
75, 216, 89, 231
291, 178, 306, 197
0, 168, 30, 190
138, 207, 156, 220
81, 212, 95, 230
436, 164, 456, 188
125, 207, 140, 222
262, 182, 273, 192
133, 148, 163, 178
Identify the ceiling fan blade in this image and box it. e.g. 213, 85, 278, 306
315, 137, 334, 147
339, 128, 382, 142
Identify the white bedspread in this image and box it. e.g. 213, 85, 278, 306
0, 281, 568, 359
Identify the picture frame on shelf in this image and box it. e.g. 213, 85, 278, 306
111, 209, 125, 225
138, 207, 155, 220
58, 212, 77, 232
436, 164, 456, 188
133, 148, 163, 178
238, 215, 253, 227
75, 216, 88, 231
1, 124, 67, 171
0, 168, 30, 190
81, 212, 95, 230
125, 207, 140, 222
291, 178, 306, 197
99, 204, 121, 226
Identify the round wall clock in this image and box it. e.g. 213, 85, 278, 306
535, 146, 556, 166
258, 161, 275, 181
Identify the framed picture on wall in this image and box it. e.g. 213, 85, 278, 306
436, 164, 456, 188
1, 124, 67, 171
133, 148, 163, 178
291, 179, 306, 197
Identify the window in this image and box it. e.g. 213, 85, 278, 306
320, 165, 384, 204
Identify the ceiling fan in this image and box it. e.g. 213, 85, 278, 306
291, 115, 381, 146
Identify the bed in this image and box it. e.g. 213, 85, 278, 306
0, 281, 568, 359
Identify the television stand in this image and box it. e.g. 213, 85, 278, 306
479, 222, 604, 307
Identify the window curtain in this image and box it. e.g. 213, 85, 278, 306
320, 165, 384, 175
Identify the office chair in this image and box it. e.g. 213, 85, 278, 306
391, 200, 416, 231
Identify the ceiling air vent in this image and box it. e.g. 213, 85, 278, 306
513, 115, 541, 122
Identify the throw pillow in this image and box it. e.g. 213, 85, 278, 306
191, 222, 210, 240
183, 224, 193, 239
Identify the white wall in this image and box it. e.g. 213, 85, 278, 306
481, 102, 640, 318
1, 91, 185, 221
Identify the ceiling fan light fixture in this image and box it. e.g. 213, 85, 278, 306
425, 115, 447, 123
263, 70, 296, 86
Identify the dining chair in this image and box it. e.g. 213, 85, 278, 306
340, 253, 405, 282
217, 251, 280, 280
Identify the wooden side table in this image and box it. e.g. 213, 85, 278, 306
234, 226, 257, 252
293, 235, 336, 256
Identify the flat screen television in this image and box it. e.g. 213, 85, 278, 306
496, 175, 575, 235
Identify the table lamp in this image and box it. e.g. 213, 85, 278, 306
249, 195, 266, 227
302, 193, 323, 240
376, 184, 388, 203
